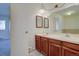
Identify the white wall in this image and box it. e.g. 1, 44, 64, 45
10, 3, 75, 56
10, 3, 52, 56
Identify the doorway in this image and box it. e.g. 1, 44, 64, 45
0, 3, 10, 56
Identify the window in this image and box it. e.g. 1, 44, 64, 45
0, 20, 5, 30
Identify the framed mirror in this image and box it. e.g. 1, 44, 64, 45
36, 16, 43, 28
44, 17, 49, 28
50, 4, 79, 34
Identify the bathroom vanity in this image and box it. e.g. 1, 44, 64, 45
35, 34, 79, 56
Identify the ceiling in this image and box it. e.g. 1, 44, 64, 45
55, 4, 79, 16
38, 3, 78, 16
42, 3, 65, 11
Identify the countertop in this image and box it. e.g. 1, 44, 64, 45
36, 33, 79, 44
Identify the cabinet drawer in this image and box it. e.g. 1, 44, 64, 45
63, 41, 79, 51
49, 39, 61, 45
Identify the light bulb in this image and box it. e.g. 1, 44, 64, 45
39, 9, 45, 14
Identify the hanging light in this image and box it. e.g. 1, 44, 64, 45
39, 3, 45, 14
39, 9, 45, 14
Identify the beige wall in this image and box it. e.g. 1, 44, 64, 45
62, 13, 79, 29
62, 13, 79, 34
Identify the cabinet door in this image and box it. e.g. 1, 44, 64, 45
41, 37, 48, 56
49, 43, 62, 56
62, 47, 79, 56
35, 36, 41, 52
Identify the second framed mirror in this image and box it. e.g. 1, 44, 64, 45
44, 17, 49, 28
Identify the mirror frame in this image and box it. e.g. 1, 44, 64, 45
36, 16, 43, 28
44, 17, 49, 28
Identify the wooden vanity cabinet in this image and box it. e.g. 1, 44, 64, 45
40, 37, 49, 56
62, 47, 79, 56
35, 35, 41, 52
35, 35, 79, 56
62, 41, 79, 56
48, 39, 62, 56
35, 35, 49, 55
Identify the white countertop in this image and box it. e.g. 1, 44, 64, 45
36, 33, 79, 44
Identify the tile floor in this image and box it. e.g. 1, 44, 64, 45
29, 50, 43, 56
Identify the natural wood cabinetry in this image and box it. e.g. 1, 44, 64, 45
35, 35, 41, 52
40, 37, 49, 55
35, 35, 49, 55
62, 41, 79, 56
49, 39, 62, 56
62, 47, 79, 56
35, 35, 79, 56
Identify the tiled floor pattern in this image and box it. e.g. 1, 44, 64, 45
29, 50, 43, 56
